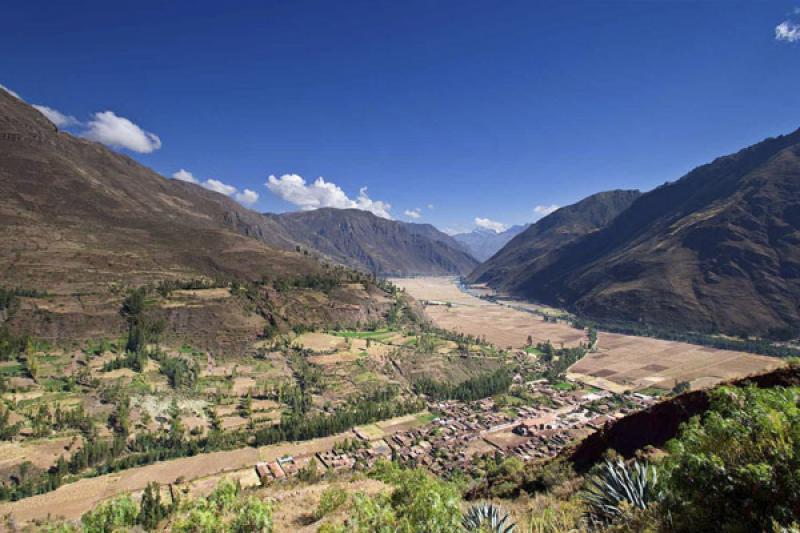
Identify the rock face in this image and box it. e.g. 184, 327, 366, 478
452, 225, 529, 262
265, 208, 479, 276
472, 128, 800, 336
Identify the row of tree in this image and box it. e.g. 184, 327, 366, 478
571, 317, 800, 357
413, 368, 512, 402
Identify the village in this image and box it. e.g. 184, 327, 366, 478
254, 372, 658, 484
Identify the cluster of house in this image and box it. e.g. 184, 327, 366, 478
255, 438, 394, 483
386, 380, 658, 474
255, 454, 314, 482
255, 377, 659, 483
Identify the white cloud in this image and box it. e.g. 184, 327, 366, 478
474, 217, 508, 233
404, 208, 422, 220
81, 111, 162, 153
265, 174, 393, 219
776, 20, 800, 42
203, 178, 237, 196
427, 203, 435, 210
354, 187, 392, 219
172, 168, 257, 206
32, 104, 79, 128
0, 84, 21, 100
533, 204, 560, 218
235, 189, 259, 206
172, 169, 199, 184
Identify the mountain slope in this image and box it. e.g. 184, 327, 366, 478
452, 225, 528, 262
0, 89, 333, 290
0, 90, 400, 347
265, 208, 479, 275
469, 190, 641, 288
474, 129, 800, 335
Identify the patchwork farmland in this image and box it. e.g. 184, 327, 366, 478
391, 277, 783, 392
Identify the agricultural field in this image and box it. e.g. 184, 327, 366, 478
569, 333, 783, 392
391, 277, 586, 349
0, 279, 516, 527
392, 277, 784, 392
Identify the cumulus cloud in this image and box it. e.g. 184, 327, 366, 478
81, 111, 162, 153
172, 168, 258, 207
533, 204, 560, 218
202, 178, 237, 196
32, 104, 80, 128
172, 169, 199, 184
404, 208, 422, 220
776, 20, 800, 42
235, 189, 259, 206
266, 174, 393, 219
474, 217, 509, 233
0, 84, 21, 100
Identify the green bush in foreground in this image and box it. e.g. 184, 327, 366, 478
661, 385, 800, 533
322, 467, 463, 533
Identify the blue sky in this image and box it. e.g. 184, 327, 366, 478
2, 0, 799, 233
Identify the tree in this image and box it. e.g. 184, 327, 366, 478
168, 399, 185, 446
139, 482, 168, 530
662, 385, 800, 532
671, 380, 690, 395
0, 405, 19, 440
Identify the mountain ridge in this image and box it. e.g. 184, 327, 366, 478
471, 128, 800, 335
264, 208, 479, 276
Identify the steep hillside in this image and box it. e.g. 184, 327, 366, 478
474, 129, 800, 335
469, 190, 641, 288
452, 225, 528, 262
0, 90, 316, 291
265, 208, 479, 275
0, 90, 393, 344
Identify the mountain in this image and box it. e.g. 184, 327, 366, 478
0, 89, 317, 291
0, 89, 399, 348
264, 208, 479, 276
452, 225, 528, 262
471, 129, 800, 335
469, 190, 641, 288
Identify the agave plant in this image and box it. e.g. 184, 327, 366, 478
462, 502, 517, 533
581, 458, 660, 528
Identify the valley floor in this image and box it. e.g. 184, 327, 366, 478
390, 276, 783, 393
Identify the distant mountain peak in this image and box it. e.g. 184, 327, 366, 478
453, 224, 530, 262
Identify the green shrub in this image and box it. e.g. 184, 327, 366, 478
231, 496, 272, 533
662, 385, 800, 532
315, 486, 348, 519
81, 495, 139, 533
